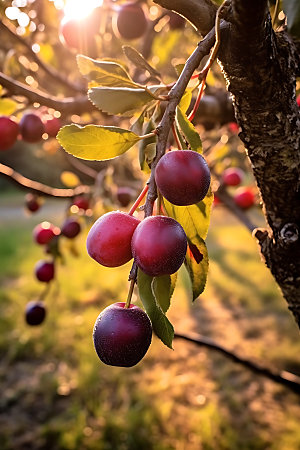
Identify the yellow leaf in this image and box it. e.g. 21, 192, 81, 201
61, 171, 80, 187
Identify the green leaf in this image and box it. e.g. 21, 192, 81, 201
185, 236, 209, 300
174, 63, 185, 77
283, 0, 300, 38
123, 45, 161, 80
88, 86, 156, 116
57, 124, 141, 161
130, 112, 145, 135
179, 90, 192, 114
139, 119, 156, 171
137, 270, 174, 348
176, 107, 202, 153
77, 54, 137, 88
0, 98, 18, 115
151, 273, 177, 313
163, 187, 214, 241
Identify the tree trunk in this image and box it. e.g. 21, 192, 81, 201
155, 0, 300, 328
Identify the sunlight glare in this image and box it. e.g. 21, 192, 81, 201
64, 0, 103, 21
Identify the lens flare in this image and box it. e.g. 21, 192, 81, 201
63, 0, 102, 21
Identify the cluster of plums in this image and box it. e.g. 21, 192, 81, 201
0, 113, 62, 151
60, 2, 186, 50
217, 167, 256, 209
25, 203, 85, 326
90, 149, 210, 367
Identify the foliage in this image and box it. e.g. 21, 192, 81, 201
0, 3, 299, 447
0, 196, 300, 449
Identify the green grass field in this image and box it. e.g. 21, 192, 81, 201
0, 192, 299, 450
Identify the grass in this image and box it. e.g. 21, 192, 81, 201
0, 192, 299, 450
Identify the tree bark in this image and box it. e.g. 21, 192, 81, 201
155, 0, 300, 327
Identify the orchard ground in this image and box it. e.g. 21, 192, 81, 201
0, 190, 300, 450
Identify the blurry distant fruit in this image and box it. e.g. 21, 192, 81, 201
117, 187, 134, 207
35, 260, 55, 282
44, 117, 62, 137
228, 122, 239, 134
33, 222, 60, 245
233, 187, 255, 209
213, 194, 221, 206
25, 193, 41, 213
60, 19, 82, 49
25, 301, 46, 326
20, 113, 45, 143
116, 3, 147, 40
61, 217, 81, 239
0, 116, 19, 150
222, 168, 244, 186
60, 10, 101, 49
73, 196, 90, 211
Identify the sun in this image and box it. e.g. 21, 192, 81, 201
63, 0, 103, 21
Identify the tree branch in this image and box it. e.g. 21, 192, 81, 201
144, 21, 230, 216
0, 163, 91, 197
217, 0, 300, 325
0, 72, 94, 116
0, 20, 85, 94
174, 331, 300, 395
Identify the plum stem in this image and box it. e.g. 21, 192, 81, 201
125, 279, 135, 308
139, 131, 157, 140
188, 1, 226, 122
171, 123, 183, 149
156, 191, 162, 216
128, 184, 149, 216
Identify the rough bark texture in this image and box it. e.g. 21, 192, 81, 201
155, 0, 300, 327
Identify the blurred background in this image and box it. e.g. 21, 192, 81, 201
0, 0, 300, 448
1, 181, 300, 449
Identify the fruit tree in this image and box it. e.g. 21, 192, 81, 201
0, 0, 299, 368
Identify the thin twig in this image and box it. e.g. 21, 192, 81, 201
174, 331, 300, 395
0, 72, 94, 116
0, 162, 91, 198
0, 20, 84, 94
216, 185, 257, 233
143, 21, 229, 217
272, 0, 280, 28
188, 0, 230, 121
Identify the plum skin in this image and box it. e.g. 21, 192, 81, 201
35, 260, 55, 283
117, 187, 133, 207
233, 187, 255, 209
0, 116, 19, 151
25, 193, 40, 212
155, 150, 211, 206
25, 301, 46, 326
131, 215, 187, 277
86, 211, 140, 267
222, 168, 244, 186
44, 117, 62, 137
61, 218, 81, 239
93, 302, 152, 367
73, 196, 90, 211
33, 222, 59, 245
116, 3, 147, 40
20, 113, 45, 143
